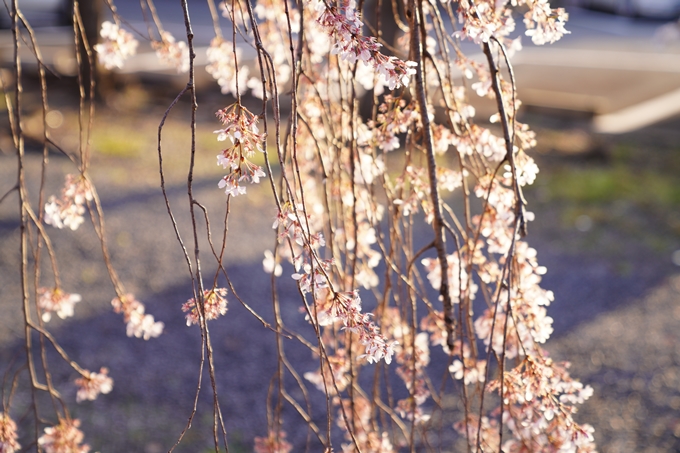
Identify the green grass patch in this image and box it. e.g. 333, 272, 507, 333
93, 125, 148, 158
545, 165, 680, 207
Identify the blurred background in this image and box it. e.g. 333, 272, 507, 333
0, 1, 679, 452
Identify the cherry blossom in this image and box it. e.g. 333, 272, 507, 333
262, 250, 283, 276
182, 288, 229, 326
111, 294, 164, 340
38, 418, 90, 453
421, 253, 478, 304
304, 349, 351, 393
94, 21, 138, 70
0, 413, 20, 453
325, 292, 396, 364
253, 430, 292, 453
336, 396, 395, 452
524, 0, 570, 45
206, 37, 249, 97
381, 311, 432, 424
152, 31, 189, 73
215, 104, 267, 196
449, 358, 487, 385
44, 174, 93, 231
37, 287, 82, 322
75, 367, 113, 402
315, 0, 416, 90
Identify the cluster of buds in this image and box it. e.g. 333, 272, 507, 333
182, 288, 229, 326
215, 104, 267, 197
44, 174, 93, 231
111, 294, 164, 340
94, 21, 139, 70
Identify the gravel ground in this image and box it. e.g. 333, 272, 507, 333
1, 91, 679, 452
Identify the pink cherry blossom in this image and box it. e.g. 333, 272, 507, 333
94, 21, 138, 70
37, 287, 82, 323
44, 174, 93, 231
182, 288, 228, 326
152, 31, 189, 73
75, 367, 113, 402
253, 430, 292, 453
38, 418, 90, 453
111, 294, 164, 340
0, 413, 20, 453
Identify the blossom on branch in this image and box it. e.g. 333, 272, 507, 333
44, 174, 93, 231
314, 0, 416, 90
253, 430, 292, 453
94, 21, 138, 70
206, 37, 249, 97
182, 288, 229, 326
215, 104, 267, 197
0, 412, 20, 453
327, 291, 396, 364
111, 294, 164, 340
38, 418, 90, 453
37, 287, 82, 323
524, 0, 570, 45
152, 31, 189, 73
75, 367, 113, 402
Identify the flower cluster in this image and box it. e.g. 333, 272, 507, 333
291, 260, 333, 296
304, 349, 351, 393
315, 0, 416, 90
449, 358, 487, 385
336, 396, 395, 452
37, 287, 82, 323
262, 249, 283, 276
75, 367, 113, 403
253, 430, 293, 453
273, 202, 325, 254
381, 310, 432, 424
393, 165, 433, 221
524, 0, 570, 45
94, 21, 138, 70
152, 31, 189, 73
323, 292, 396, 364
111, 294, 164, 340
38, 418, 90, 453
489, 353, 595, 452
454, 414, 501, 452
182, 288, 228, 326
371, 97, 418, 152
421, 252, 478, 304
455, 0, 517, 45
206, 37, 249, 97
44, 174, 93, 231
0, 413, 20, 453
215, 104, 267, 197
